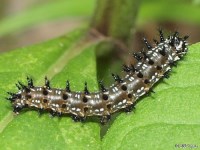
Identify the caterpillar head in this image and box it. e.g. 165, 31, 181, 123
169, 32, 189, 58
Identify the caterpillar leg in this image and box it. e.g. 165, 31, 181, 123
71, 114, 86, 122
124, 103, 136, 113
100, 115, 111, 125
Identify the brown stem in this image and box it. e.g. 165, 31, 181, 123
90, 0, 140, 45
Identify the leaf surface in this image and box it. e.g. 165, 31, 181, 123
0, 29, 102, 150
0, 28, 199, 150
102, 43, 200, 150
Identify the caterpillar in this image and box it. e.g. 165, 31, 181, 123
6, 30, 189, 124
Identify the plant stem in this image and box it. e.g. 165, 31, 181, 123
91, 0, 140, 45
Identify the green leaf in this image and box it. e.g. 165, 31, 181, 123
0, 0, 95, 36
0, 28, 103, 150
0, 27, 199, 150
102, 43, 200, 150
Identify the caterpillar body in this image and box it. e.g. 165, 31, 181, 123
7, 30, 189, 124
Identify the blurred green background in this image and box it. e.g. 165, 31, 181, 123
0, 0, 199, 53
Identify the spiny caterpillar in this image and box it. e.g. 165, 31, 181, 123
6, 30, 189, 124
